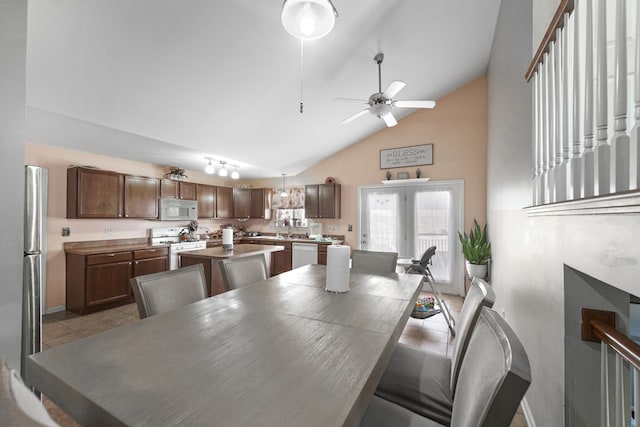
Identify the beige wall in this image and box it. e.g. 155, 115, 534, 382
27, 74, 487, 311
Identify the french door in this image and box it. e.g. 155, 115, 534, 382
358, 180, 464, 295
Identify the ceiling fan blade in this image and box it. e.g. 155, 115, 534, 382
381, 112, 398, 127
341, 108, 370, 124
333, 97, 368, 104
394, 100, 436, 109
382, 80, 406, 99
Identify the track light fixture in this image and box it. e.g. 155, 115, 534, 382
203, 157, 240, 179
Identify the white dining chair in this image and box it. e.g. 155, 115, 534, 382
361, 308, 531, 427
351, 249, 398, 273
220, 254, 269, 290
1, 359, 60, 427
375, 277, 495, 424
130, 264, 208, 319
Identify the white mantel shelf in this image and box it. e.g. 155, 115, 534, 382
524, 190, 640, 216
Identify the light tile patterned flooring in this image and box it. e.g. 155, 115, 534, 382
41, 292, 527, 426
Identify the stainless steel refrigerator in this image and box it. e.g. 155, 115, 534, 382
21, 165, 47, 385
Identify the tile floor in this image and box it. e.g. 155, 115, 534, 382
41, 292, 527, 427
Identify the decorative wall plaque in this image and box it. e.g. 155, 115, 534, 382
380, 144, 433, 169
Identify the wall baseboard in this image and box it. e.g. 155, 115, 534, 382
521, 396, 536, 427
45, 305, 65, 315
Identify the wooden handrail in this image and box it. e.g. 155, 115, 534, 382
591, 319, 640, 371
525, 0, 574, 81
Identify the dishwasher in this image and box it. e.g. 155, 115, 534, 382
292, 243, 318, 269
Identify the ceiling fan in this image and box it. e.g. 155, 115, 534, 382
336, 53, 436, 127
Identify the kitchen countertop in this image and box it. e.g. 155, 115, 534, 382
64, 242, 170, 255
179, 243, 284, 260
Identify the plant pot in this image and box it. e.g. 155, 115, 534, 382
465, 261, 488, 280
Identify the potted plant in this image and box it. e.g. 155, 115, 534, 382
458, 218, 491, 279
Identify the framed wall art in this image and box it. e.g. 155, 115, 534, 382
380, 144, 433, 169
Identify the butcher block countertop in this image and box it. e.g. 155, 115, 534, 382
180, 243, 284, 260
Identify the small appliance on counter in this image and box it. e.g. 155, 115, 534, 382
222, 228, 234, 251
150, 227, 206, 270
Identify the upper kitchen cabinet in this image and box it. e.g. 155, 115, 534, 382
67, 167, 124, 218
196, 184, 216, 218
304, 184, 341, 219
233, 188, 252, 218
216, 186, 234, 218
179, 182, 196, 200
251, 188, 271, 220
124, 176, 160, 219
160, 179, 178, 198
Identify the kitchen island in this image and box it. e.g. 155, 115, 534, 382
180, 244, 284, 296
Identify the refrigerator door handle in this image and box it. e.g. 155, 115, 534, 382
21, 254, 42, 386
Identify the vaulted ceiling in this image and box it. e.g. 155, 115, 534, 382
26, 0, 502, 178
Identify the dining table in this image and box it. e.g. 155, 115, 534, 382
28, 264, 423, 427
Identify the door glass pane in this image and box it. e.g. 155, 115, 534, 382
414, 190, 452, 283
365, 190, 401, 252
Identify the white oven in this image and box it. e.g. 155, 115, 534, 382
150, 227, 207, 270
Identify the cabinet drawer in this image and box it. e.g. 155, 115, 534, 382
134, 247, 168, 260
87, 252, 132, 265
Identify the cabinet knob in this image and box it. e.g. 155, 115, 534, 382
135, 261, 138, 265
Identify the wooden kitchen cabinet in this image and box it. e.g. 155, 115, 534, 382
67, 167, 124, 218
124, 175, 160, 219
233, 188, 252, 218
179, 182, 196, 200
304, 184, 341, 219
251, 188, 271, 219
133, 248, 169, 278
196, 184, 216, 218
160, 179, 179, 198
271, 241, 292, 276
318, 244, 328, 265
216, 186, 234, 218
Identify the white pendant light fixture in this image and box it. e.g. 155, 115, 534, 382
204, 158, 215, 175
231, 167, 240, 180
280, 173, 288, 198
218, 161, 228, 177
281, 0, 338, 40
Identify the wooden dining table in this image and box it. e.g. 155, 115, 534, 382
28, 264, 423, 427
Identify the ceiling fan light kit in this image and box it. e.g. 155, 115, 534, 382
281, 0, 338, 40
337, 53, 436, 127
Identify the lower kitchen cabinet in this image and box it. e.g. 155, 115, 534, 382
271, 242, 292, 276
66, 247, 168, 314
318, 244, 328, 265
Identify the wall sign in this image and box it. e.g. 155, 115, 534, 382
380, 144, 433, 169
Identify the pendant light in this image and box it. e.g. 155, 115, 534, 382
280, 173, 288, 198
205, 158, 215, 175
281, 0, 338, 40
218, 161, 228, 177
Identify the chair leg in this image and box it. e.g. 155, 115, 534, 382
424, 269, 456, 336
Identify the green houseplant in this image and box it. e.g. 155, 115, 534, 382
458, 218, 491, 279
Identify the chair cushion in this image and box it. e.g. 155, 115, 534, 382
360, 395, 443, 427
1, 359, 60, 427
375, 344, 453, 424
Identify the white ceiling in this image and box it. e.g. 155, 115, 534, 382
26, 0, 502, 179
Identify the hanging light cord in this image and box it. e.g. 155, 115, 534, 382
300, 39, 304, 114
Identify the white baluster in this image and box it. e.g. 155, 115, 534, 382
549, 41, 557, 203
611, 0, 630, 193
602, 342, 610, 427
584, 0, 596, 198
557, 23, 569, 202
533, 70, 540, 205
571, 2, 583, 200
634, 369, 639, 427
631, 0, 640, 190
614, 354, 624, 427
594, 0, 611, 196
538, 63, 545, 204
543, 53, 551, 203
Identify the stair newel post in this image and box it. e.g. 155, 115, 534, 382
594, 0, 610, 195
583, 0, 595, 197
571, 1, 583, 200
632, 0, 640, 190
611, 0, 630, 193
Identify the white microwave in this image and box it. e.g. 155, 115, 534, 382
159, 198, 198, 221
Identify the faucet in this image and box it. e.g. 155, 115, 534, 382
287, 225, 293, 238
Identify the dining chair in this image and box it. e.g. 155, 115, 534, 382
220, 254, 268, 290
361, 308, 531, 427
130, 264, 208, 319
1, 359, 60, 427
375, 277, 495, 424
350, 249, 398, 273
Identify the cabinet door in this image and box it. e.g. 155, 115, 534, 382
318, 245, 328, 265
86, 261, 132, 306
250, 189, 269, 219
179, 182, 196, 200
319, 184, 341, 218
133, 256, 169, 278
124, 176, 160, 219
68, 167, 124, 218
271, 243, 292, 275
160, 179, 179, 198
196, 184, 216, 218
216, 186, 234, 218
233, 188, 251, 218
304, 185, 319, 218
